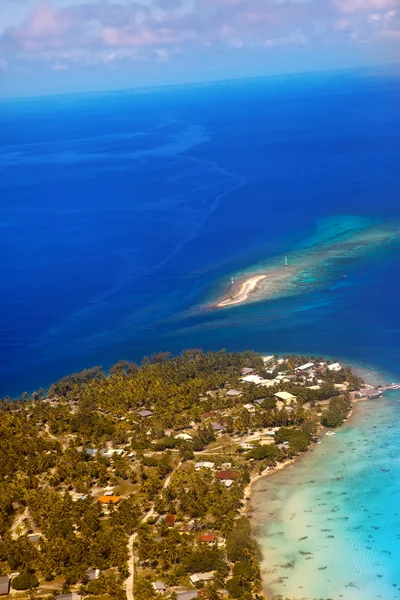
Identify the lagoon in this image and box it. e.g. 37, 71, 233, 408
252, 386, 400, 600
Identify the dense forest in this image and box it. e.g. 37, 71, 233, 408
0, 350, 364, 600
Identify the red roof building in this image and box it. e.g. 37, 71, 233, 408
200, 534, 215, 543
165, 514, 177, 527
201, 411, 215, 419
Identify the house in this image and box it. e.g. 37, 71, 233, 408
262, 355, 274, 364
243, 403, 256, 413
56, 595, 82, 600
211, 422, 224, 432
137, 409, 153, 418
241, 367, 254, 375
86, 568, 100, 581
27, 533, 40, 544
201, 411, 215, 419
190, 573, 214, 585
177, 592, 198, 600
296, 362, 315, 372
195, 462, 215, 470
165, 514, 177, 527
216, 470, 237, 481
175, 433, 193, 441
98, 496, 121, 504
225, 389, 242, 396
0, 577, 10, 597
241, 374, 264, 385
223, 480, 234, 488
364, 388, 382, 399
274, 391, 297, 404
327, 362, 341, 371
100, 449, 115, 459
152, 581, 167, 593
199, 534, 215, 543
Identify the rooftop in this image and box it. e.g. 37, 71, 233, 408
200, 534, 215, 543
296, 362, 315, 371
176, 592, 198, 600
152, 581, 167, 592
137, 409, 153, 417
98, 495, 121, 504
0, 577, 10, 596
165, 514, 177, 527
241, 367, 254, 375
274, 391, 296, 401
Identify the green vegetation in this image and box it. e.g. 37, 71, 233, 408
0, 350, 363, 599
321, 393, 351, 428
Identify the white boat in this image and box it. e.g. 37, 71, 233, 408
326, 431, 336, 436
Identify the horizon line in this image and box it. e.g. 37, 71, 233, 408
1, 61, 399, 103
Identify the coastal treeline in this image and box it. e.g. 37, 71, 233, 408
0, 350, 364, 600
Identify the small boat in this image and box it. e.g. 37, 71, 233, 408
326, 431, 336, 436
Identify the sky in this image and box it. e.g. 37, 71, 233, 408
0, 0, 399, 97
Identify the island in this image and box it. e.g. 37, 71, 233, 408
214, 216, 400, 309
0, 350, 381, 600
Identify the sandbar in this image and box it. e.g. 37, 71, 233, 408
213, 217, 400, 310
216, 275, 267, 307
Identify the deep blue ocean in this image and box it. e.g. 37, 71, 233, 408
1, 67, 400, 397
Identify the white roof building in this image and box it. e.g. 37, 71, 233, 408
223, 480, 234, 488
189, 573, 214, 585
152, 581, 167, 593
296, 362, 315, 371
262, 355, 274, 364
195, 462, 215, 470
274, 391, 297, 404
243, 403, 256, 412
175, 433, 193, 441
327, 362, 342, 371
241, 375, 264, 384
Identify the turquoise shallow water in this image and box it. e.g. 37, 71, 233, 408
252, 387, 400, 600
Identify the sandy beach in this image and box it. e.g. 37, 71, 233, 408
217, 275, 268, 307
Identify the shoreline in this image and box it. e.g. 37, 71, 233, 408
244, 391, 371, 600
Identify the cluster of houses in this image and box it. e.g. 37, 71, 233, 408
239, 359, 345, 406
